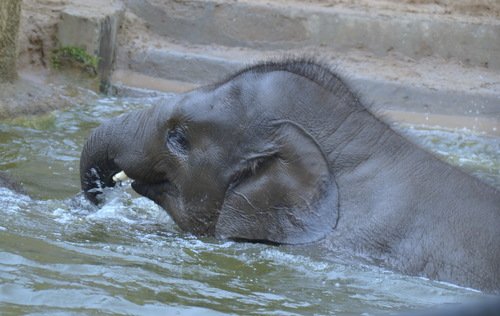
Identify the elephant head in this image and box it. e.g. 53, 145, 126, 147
80, 61, 346, 244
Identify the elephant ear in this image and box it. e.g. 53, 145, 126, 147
215, 122, 339, 244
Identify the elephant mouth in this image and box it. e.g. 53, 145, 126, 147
111, 171, 179, 203
83, 166, 178, 207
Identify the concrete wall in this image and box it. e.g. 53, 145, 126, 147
125, 0, 500, 69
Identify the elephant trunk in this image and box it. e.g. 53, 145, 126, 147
80, 116, 124, 205
80, 100, 175, 204
80, 103, 148, 204
80, 106, 162, 204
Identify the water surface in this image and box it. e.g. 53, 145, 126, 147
1, 95, 498, 315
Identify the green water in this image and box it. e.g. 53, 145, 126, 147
0, 95, 498, 315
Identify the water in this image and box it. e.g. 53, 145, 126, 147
1, 95, 498, 315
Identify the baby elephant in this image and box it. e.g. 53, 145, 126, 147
80, 59, 500, 292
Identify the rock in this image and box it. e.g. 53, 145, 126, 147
57, 0, 123, 91
0, 171, 27, 195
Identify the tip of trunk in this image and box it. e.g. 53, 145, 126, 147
80, 165, 117, 205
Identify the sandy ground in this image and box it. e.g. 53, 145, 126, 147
17, 0, 68, 70
268, 0, 500, 17
1, 0, 69, 119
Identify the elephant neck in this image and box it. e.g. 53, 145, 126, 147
324, 107, 452, 224
323, 108, 500, 291
322, 109, 407, 175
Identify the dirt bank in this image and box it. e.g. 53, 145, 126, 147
0, 0, 102, 120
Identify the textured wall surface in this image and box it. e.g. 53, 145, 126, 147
0, 0, 22, 83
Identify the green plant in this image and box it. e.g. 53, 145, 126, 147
51, 46, 100, 76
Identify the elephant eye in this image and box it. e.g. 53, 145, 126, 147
167, 126, 189, 155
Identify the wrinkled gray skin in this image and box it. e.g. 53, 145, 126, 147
80, 60, 500, 292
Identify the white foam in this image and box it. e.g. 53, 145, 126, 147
52, 207, 78, 224
0, 187, 31, 214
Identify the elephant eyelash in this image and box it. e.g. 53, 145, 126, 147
166, 126, 189, 155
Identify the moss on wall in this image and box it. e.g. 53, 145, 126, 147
51, 46, 100, 76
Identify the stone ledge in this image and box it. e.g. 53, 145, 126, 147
113, 36, 500, 123
124, 0, 500, 69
